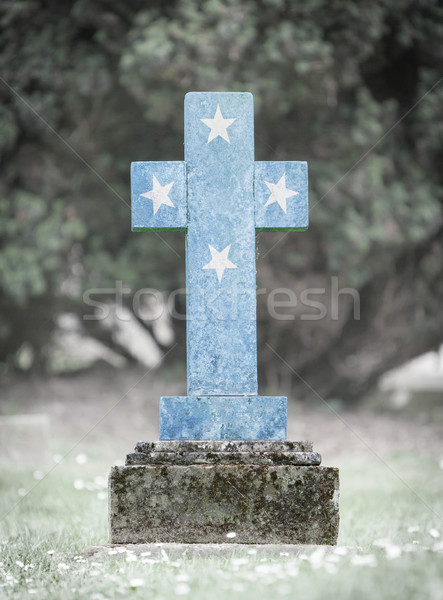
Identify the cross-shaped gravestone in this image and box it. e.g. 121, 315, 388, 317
132, 92, 308, 441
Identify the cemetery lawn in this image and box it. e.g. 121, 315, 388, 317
1, 369, 442, 599
0, 451, 442, 599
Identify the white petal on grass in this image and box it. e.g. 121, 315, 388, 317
308, 547, 326, 568
285, 564, 299, 578
429, 528, 440, 539
232, 557, 249, 566
126, 554, 137, 562
129, 578, 145, 588
33, 470, 44, 481
141, 558, 159, 564
161, 548, 170, 562
47, 550, 55, 555
15, 561, 24, 568
333, 546, 348, 556
175, 583, 191, 595
254, 563, 273, 574
247, 549, 257, 555
117, 547, 127, 553
176, 574, 190, 582
170, 560, 182, 567
140, 551, 151, 557
326, 554, 340, 563
75, 453, 88, 465
52, 454, 63, 464
73, 480, 84, 490
325, 563, 338, 575
17, 489, 26, 497
439, 458, 443, 470
97, 492, 107, 500
385, 545, 402, 560
108, 549, 118, 555
373, 538, 391, 548
226, 532, 236, 539
351, 554, 377, 567
28, 590, 37, 595
5, 573, 17, 583
407, 525, 420, 533
254, 562, 285, 580
57, 562, 70, 571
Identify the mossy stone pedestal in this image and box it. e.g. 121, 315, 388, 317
109, 441, 339, 545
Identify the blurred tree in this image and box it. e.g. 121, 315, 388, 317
0, 0, 442, 401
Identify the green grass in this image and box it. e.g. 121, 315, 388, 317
0, 454, 442, 599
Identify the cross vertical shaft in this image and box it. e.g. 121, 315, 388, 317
185, 92, 257, 396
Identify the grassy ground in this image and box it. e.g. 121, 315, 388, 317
0, 368, 442, 599
0, 453, 442, 598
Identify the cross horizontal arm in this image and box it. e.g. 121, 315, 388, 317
254, 161, 308, 231
131, 161, 187, 232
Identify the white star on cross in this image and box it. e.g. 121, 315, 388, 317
140, 176, 175, 215
200, 105, 236, 143
202, 244, 237, 283
264, 173, 298, 214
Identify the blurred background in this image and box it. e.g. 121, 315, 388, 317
1, 0, 443, 439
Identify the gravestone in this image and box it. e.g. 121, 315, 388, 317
109, 92, 339, 544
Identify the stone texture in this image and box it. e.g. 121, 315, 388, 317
126, 451, 321, 466
255, 161, 308, 231
109, 463, 339, 545
131, 161, 187, 231
160, 395, 287, 440
185, 92, 257, 396
129, 440, 320, 466
135, 440, 314, 453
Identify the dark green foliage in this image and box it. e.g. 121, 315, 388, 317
0, 0, 442, 400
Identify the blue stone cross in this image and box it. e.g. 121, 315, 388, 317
132, 92, 308, 440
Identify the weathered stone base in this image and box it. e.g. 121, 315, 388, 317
109, 441, 339, 545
